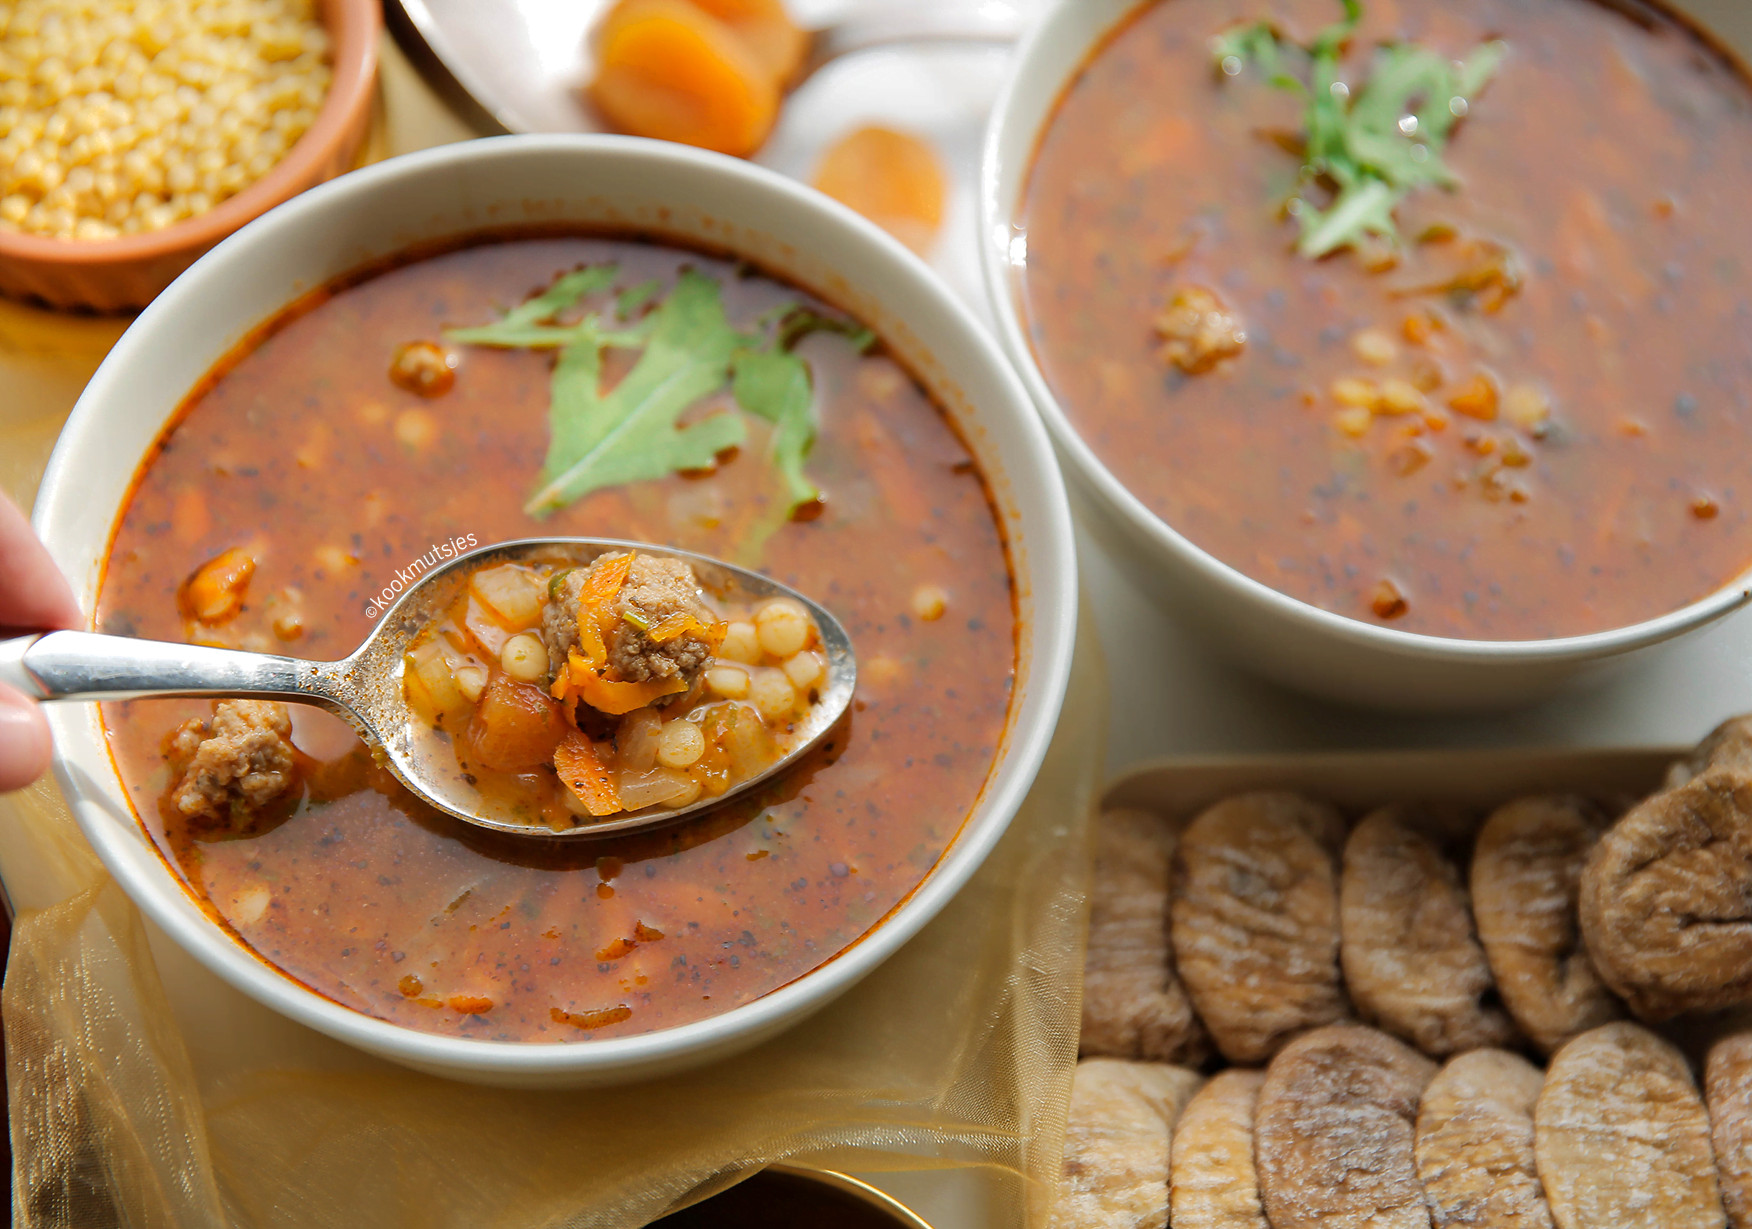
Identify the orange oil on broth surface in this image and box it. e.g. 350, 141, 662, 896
97, 235, 1016, 1042
1020, 0, 1752, 639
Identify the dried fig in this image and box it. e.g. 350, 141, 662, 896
1255, 1024, 1437, 1229
1535, 1022, 1724, 1229
1415, 1048, 1553, 1228
1170, 1068, 1268, 1229
1341, 806, 1519, 1055
1081, 808, 1208, 1064
1472, 794, 1622, 1053
1054, 1058, 1204, 1229
1579, 773, 1752, 1020
1667, 715, 1752, 788
1171, 792, 1349, 1064
1708, 1031, 1752, 1228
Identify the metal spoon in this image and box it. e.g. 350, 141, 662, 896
388, 0, 1027, 137
0, 539, 855, 839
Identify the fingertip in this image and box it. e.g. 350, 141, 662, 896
0, 682, 53, 793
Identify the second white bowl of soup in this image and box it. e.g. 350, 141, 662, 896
983, 0, 1752, 710
36, 135, 1077, 1086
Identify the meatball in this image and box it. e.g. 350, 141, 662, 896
167, 699, 297, 823
542, 568, 587, 669
544, 552, 715, 694
1156, 285, 1246, 375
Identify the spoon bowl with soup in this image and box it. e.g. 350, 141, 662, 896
1, 538, 855, 839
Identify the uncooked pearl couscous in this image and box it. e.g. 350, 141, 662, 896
0, 0, 331, 241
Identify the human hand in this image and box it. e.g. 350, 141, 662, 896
0, 491, 81, 792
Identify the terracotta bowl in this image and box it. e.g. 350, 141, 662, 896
0, 0, 380, 313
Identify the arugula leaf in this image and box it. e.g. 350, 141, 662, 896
445, 265, 621, 348
447, 265, 870, 531
731, 307, 875, 518
539, 322, 648, 487
1214, 24, 1299, 93
1214, 1, 1504, 259
523, 269, 753, 517
617, 278, 663, 320
732, 349, 818, 510
775, 306, 876, 355
1298, 178, 1399, 259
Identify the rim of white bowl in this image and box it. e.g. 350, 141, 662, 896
979, 0, 1752, 667
34, 134, 1078, 1078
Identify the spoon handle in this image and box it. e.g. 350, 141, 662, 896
1, 630, 331, 704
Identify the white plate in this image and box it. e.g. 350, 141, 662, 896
388, 0, 1044, 317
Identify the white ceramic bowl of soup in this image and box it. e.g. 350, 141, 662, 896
980, 0, 1752, 712
34, 135, 1077, 1087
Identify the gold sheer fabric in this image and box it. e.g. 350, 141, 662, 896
1, 621, 1102, 1229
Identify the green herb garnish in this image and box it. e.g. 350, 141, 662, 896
446, 265, 868, 529
616, 278, 662, 320
731, 349, 819, 512
1213, 0, 1505, 259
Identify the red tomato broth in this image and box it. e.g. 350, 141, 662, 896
96, 233, 1017, 1042
1019, 0, 1752, 639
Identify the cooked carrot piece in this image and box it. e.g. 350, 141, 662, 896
554, 647, 688, 717
1448, 373, 1500, 421
582, 674, 688, 715
578, 552, 632, 609
465, 674, 567, 771
178, 546, 256, 625
565, 646, 689, 716
550, 1004, 634, 1030
646, 611, 725, 648
689, 0, 806, 86
590, 0, 780, 157
554, 730, 622, 817
811, 126, 947, 255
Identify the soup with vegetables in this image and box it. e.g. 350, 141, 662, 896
1019, 0, 1752, 639
401, 545, 836, 829
98, 233, 1016, 1042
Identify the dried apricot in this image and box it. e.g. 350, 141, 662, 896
590, 0, 780, 157
689, 0, 805, 85
812, 125, 947, 256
